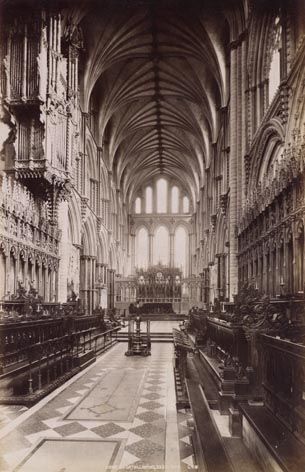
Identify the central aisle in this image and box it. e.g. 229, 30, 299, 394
0, 342, 192, 472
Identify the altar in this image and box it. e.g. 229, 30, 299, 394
115, 264, 202, 315
129, 302, 174, 315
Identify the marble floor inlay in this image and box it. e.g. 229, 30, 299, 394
0, 342, 182, 472
65, 368, 146, 422
15, 438, 124, 472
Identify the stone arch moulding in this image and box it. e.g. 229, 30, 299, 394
82, 217, 97, 257
97, 230, 108, 265
286, 41, 305, 136
152, 221, 172, 234
215, 213, 228, 256
135, 223, 151, 235
67, 194, 82, 246
247, 118, 285, 191
247, 9, 278, 88
173, 219, 192, 235
85, 136, 98, 181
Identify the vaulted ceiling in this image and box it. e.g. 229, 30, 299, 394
65, 0, 231, 207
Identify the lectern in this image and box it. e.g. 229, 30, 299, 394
125, 316, 151, 356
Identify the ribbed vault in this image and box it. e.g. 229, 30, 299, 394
66, 0, 229, 209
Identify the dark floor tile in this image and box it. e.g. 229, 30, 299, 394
142, 392, 164, 401
136, 411, 163, 422
129, 422, 163, 439
126, 438, 164, 461
53, 421, 86, 436
139, 400, 163, 410
91, 422, 125, 437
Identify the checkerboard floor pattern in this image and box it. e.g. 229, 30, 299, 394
0, 405, 28, 430
0, 342, 191, 472
177, 408, 197, 472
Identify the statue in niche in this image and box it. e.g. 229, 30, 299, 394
29, 280, 39, 299
67, 280, 78, 302
13, 280, 27, 300
64, 21, 84, 50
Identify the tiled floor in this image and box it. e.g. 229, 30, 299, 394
0, 405, 28, 430
0, 342, 188, 472
177, 408, 197, 472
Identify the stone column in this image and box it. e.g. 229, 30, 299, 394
4, 253, 9, 296
188, 233, 192, 277
88, 257, 93, 314
44, 266, 48, 301
169, 232, 175, 267
97, 147, 102, 217
49, 268, 54, 302
292, 222, 298, 294
38, 261, 43, 297
30, 260, 35, 285
22, 25, 28, 100
263, 250, 268, 294
90, 258, 94, 312
241, 39, 247, 208
55, 266, 59, 302
281, 238, 286, 293
24, 257, 28, 290
130, 233, 136, 274
80, 255, 88, 312
247, 251, 251, 282
92, 258, 97, 311
14, 252, 19, 294
256, 250, 260, 289
275, 243, 280, 295
104, 264, 108, 285
228, 43, 238, 299
81, 112, 89, 195
148, 233, 153, 266
303, 225, 305, 291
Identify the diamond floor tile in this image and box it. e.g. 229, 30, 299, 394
136, 411, 163, 422
145, 386, 161, 392
91, 422, 126, 438
142, 392, 164, 401
129, 422, 163, 439
0, 341, 186, 472
53, 421, 87, 437
126, 438, 164, 460
139, 400, 163, 410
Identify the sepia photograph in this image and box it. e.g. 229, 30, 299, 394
0, 0, 304, 470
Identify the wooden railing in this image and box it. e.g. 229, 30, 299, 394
207, 317, 249, 368
259, 333, 305, 441
0, 315, 106, 371
0, 325, 120, 402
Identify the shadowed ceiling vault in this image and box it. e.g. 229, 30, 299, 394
63, 0, 229, 208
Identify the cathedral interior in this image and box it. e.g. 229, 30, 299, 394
0, 0, 305, 471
